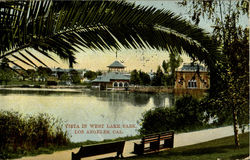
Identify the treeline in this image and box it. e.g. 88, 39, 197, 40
130, 66, 174, 86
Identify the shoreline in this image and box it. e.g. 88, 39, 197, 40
0, 85, 209, 96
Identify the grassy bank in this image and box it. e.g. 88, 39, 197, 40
126, 132, 249, 160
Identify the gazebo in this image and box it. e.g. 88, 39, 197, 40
107, 60, 125, 72
92, 60, 130, 90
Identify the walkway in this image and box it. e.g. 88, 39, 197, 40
16, 126, 246, 160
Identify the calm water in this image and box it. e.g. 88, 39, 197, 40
0, 88, 175, 142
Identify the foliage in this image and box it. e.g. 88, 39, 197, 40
130, 70, 150, 85
178, 0, 249, 147
175, 95, 205, 129
0, 58, 15, 84
69, 69, 81, 84
37, 66, 52, 82
59, 73, 70, 82
26, 69, 38, 81
139, 95, 207, 135
130, 70, 140, 85
0, 110, 69, 159
151, 66, 165, 86
0, 1, 220, 71
138, 71, 151, 85
84, 70, 97, 80
162, 52, 183, 86
162, 60, 168, 73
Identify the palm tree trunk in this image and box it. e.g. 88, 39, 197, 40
232, 106, 240, 148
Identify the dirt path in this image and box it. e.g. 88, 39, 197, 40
15, 126, 245, 160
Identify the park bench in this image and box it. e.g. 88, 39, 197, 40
133, 131, 174, 155
71, 141, 125, 160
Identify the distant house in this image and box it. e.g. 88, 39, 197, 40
92, 61, 130, 90
175, 63, 209, 90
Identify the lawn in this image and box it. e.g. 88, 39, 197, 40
126, 132, 249, 160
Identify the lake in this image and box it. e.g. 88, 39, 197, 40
0, 88, 175, 142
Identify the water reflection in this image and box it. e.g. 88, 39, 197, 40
0, 89, 175, 142
84, 91, 173, 107
0, 89, 174, 107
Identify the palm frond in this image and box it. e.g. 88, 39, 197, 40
0, 0, 221, 70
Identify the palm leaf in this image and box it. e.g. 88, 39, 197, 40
0, 0, 221, 71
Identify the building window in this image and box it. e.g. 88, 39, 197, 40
188, 80, 197, 88
119, 82, 123, 87
113, 82, 118, 87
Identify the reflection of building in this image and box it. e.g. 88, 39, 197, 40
92, 61, 130, 90
175, 63, 209, 89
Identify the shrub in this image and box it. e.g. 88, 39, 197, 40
139, 107, 176, 135
0, 110, 70, 159
139, 95, 208, 135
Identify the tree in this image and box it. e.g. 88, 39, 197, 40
37, 67, 52, 82
130, 70, 140, 85
70, 70, 81, 84
179, 0, 249, 147
138, 71, 151, 86
84, 70, 97, 81
162, 60, 168, 73
0, 58, 14, 85
26, 69, 37, 81
162, 52, 183, 86
59, 73, 70, 82
151, 66, 164, 86
0, 1, 220, 72
167, 52, 183, 86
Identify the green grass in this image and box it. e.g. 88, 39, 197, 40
126, 132, 249, 160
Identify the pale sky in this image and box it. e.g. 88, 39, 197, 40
12, 1, 249, 72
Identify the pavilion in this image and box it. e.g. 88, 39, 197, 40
92, 61, 130, 90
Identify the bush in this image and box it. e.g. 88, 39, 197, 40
139, 95, 208, 135
139, 107, 176, 135
0, 110, 69, 159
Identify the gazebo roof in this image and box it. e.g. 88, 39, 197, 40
107, 60, 125, 68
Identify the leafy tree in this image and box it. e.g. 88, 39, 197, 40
168, 52, 183, 86
96, 70, 102, 76
84, 70, 97, 80
162, 60, 168, 73
179, 0, 249, 147
37, 67, 52, 82
59, 73, 70, 82
0, 58, 14, 84
162, 52, 183, 86
151, 66, 164, 86
130, 70, 151, 85
138, 71, 151, 85
70, 70, 81, 84
26, 69, 37, 81
130, 69, 140, 85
